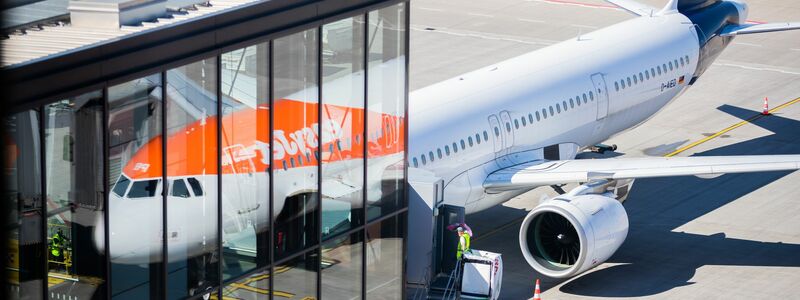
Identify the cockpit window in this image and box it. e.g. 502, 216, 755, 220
187, 178, 204, 196
171, 179, 191, 198
112, 175, 131, 197
127, 179, 160, 198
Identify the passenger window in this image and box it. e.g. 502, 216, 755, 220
505, 122, 511, 132
521, 117, 527, 126
483, 131, 488, 140
582, 93, 587, 103
528, 114, 533, 124
412, 157, 419, 167
615, 81, 619, 91
674, 59, 679, 68
633, 75, 638, 84
187, 178, 203, 196
421, 155, 427, 165
589, 91, 594, 101
460, 140, 466, 150
569, 98, 575, 108
669, 61, 673, 71
453, 142, 459, 153
297, 154, 304, 166
535, 111, 541, 121
561, 101, 567, 111
171, 179, 191, 198
657, 66, 662, 75
429, 151, 434, 162
542, 108, 548, 119
627, 77, 631, 86
514, 119, 519, 129
476, 133, 481, 144
437, 148, 442, 159
282, 160, 287, 171
290, 157, 295, 168
685, 55, 690, 64
680, 57, 684, 66
651, 68, 656, 76
445, 145, 450, 155
645, 71, 650, 80
639, 73, 644, 82
621, 80, 625, 89
128, 179, 160, 198
663, 64, 667, 72
494, 127, 500, 136
556, 103, 561, 113
468, 137, 474, 146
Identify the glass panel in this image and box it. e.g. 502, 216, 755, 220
45, 91, 107, 299
322, 16, 366, 239
4, 110, 44, 300
366, 213, 404, 299
107, 73, 164, 298
321, 231, 363, 299
273, 28, 320, 260
366, 3, 407, 221
165, 58, 220, 299
221, 42, 271, 281
273, 251, 318, 299
219, 269, 270, 299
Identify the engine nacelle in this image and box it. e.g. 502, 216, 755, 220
519, 194, 628, 278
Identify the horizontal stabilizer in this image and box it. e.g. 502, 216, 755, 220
603, 0, 657, 16
484, 155, 800, 193
720, 22, 800, 36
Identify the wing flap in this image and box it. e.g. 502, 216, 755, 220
485, 155, 800, 192
720, 22, 800, 37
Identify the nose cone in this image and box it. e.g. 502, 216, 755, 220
728, 0, 749, 24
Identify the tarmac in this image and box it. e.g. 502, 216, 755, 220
410, 0, 800, 299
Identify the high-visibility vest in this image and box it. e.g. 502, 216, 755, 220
457, 233, 471, 259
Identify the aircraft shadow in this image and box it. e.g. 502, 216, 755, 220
558, 105, 800, 297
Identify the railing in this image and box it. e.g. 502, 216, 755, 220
441, 261, 462, 300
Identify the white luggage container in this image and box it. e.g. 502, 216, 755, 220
460, 250, 503, 300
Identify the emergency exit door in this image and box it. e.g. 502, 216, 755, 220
591, 73, 609, 120
488, 114, 513, 168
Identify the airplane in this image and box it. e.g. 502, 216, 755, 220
408, 0, 800, 279
93, 0, 800, 284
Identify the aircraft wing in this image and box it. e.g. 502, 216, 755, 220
720, 22, 800, 37
484, 155, 800, 193
603, 0, 657, 17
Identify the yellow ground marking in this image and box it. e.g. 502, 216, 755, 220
227, 283, 295, 298
664, 96, 800, 157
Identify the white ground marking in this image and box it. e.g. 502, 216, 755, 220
467, 13, 494, 18
714, 62, 800, 75
517, 18, 546, 23
735, 42, 764, 47
411, 25, 558, 46
417, 7, 444, 12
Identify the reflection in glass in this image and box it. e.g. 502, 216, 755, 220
4, 110, 44, 300
45, 91, 107, 298
166, 58, 220, 298
366, 213, 404, 299
367, 3, 407, 221
107, 74, 164, 298
322, 231, 363, 298
273, 28, 320, 260
221, 43, 271, 281
273, 251, 318, 299
322, 16, 366, 239
220, 269, 270, 299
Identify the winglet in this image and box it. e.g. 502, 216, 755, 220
658, 0, 680, 15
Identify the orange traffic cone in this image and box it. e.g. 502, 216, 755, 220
762, 97, 770, 115
533, 279, 542, 300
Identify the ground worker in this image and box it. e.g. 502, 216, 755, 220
456, 226, 471, 260
50, 230, 66, 261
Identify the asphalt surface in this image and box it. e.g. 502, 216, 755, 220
410, 0, 800, 299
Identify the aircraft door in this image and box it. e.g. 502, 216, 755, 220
499, 111, 515, 149
223, 144, 260, 217
591, 73, 609, 120
488, 115, 513, 168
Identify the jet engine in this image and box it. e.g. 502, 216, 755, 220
519, 194, 628, 278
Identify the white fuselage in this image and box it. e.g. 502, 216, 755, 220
409, 13, 701, 213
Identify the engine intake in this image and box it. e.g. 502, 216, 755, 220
520, 194, 629, 278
